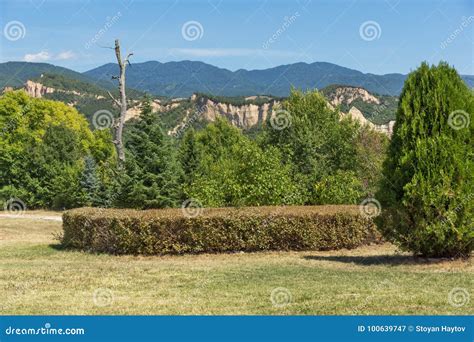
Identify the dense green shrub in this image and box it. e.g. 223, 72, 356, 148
313, 170, 363, 204
377, 62, 474, 258
181, 118, 304, 206
0, 90, 114, 209
62, 206, 380, 255
263, 89, 359, 203
354, 125, 389, 197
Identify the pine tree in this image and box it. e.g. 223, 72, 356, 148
80, 155, 102, 206
377, 62, 474, 258
116, 97, 183, 208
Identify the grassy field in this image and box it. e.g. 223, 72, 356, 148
0, 213, 472, 315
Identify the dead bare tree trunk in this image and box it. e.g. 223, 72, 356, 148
107, 39, 133, 167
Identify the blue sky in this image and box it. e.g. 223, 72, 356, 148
0, 0, 473, 74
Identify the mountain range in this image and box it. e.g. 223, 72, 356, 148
83, 61, 474, 97
2, 61, 473, 98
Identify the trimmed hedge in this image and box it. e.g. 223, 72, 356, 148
62, 206, 381, 255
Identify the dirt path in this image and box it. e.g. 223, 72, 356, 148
0, 213, 62, 222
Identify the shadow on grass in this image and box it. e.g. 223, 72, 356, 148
49, 243, 69, 251
303, 254, 448, 266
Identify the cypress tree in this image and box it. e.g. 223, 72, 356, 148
377, 62, 473, 258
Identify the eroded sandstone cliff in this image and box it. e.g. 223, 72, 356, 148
21, 79, 396, 136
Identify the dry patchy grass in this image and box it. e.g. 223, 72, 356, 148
0, 216, 472, 315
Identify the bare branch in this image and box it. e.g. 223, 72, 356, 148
107, 91, 121, 107
125, 53, 134, 63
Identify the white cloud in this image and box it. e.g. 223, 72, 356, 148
56, 50, 76, 60
24, 51, 51, 62
23, 50, 76, 62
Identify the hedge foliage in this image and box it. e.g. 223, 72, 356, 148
62, 206, 380, 255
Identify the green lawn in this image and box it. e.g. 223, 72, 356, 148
0, 214, 472, 315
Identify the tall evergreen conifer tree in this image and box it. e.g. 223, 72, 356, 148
377, 62, 473, 257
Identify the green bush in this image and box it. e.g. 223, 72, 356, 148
62, 206, 380, 255
353, 125, 389, 197
181, 118, 304, 207
313, 170, 364, 204
0, 90, 114, 209
262, 89, 359, 204
377, 62, 474, 258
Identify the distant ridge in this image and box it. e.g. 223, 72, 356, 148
1, 61, 473, 98
83, 60, 408, 97
0, 61, 113, 91
84, 60, 474, 97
